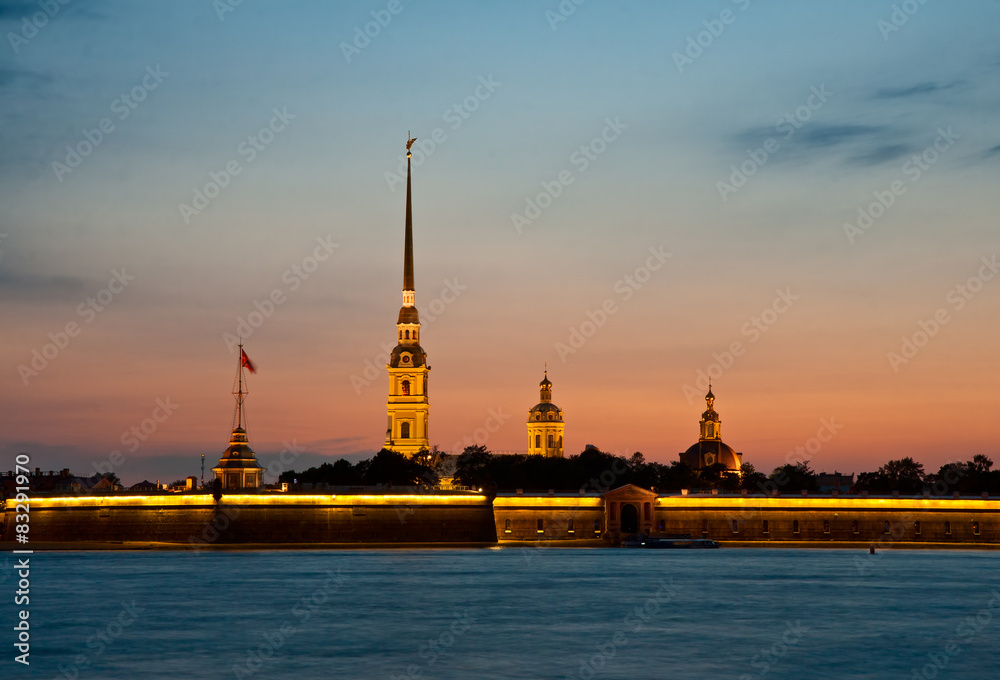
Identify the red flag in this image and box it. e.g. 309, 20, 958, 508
240, 349, 257, 373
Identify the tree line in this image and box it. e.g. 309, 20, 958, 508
278, 447, 999, 496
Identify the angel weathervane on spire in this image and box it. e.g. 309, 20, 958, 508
406, 131, 416, 157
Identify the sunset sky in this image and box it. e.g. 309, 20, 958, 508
2, 0, 999, 484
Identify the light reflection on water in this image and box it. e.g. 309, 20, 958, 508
22, 548, 1000, 679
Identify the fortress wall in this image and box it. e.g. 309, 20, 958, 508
493, 496, 604, 541
653, 497, 1000, 544
5, 492, 1000, 547
1, 493, 497, 547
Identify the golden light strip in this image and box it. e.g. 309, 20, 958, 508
18, 493, 488, 508
654, 497, 999, 510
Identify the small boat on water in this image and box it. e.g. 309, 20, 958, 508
621, 535, 720, 549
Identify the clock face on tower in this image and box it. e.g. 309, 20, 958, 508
402, 354, 410, 364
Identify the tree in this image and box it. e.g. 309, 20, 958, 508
657, 461, 699, 491
363, 449, 438, 487
738, 463, 768, 492
101, 472, 122, 489
853, 457, 925, 495
769, 462, 818, 493
454, 445, 493, 490
698, 462, 729, 489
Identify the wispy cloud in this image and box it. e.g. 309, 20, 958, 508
0, 271, 87, 300
874, 81, 961, 99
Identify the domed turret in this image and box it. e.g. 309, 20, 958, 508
527, 370, 564, 457
679, 383, 742, 473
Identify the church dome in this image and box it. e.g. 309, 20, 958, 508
680, 440, 741, 472
529, 402, 562, 417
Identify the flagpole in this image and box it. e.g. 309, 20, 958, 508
237, 341, 244, 430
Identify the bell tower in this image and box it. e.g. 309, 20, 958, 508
385, 135, 430, 457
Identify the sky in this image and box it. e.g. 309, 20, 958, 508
2, 0, 999, 485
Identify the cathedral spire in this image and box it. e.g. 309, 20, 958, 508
402, 133, 416, 304
385, 133, 430, 457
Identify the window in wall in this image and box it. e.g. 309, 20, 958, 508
945, 521, 952, 535
823, 520, 830, 535
658, 519, 665, 532
535, 434, 541, 448
594, 520, 602, 534
732, 520, 739, 534
914, 521, 921, 536
883, 521, 891, 535
548, 434, 554, 447
536, 519, 544, 534
973, 521, 980, 536
762, 519, 769, 534
504, 519, 511, 534
793, 520, 800, 534
852, 520, 859, 534
400, 422, 410, 438
701, 519, 708, 536
567, 519, 575, 534
405, 330, 410, 339
401, 380, 410, 396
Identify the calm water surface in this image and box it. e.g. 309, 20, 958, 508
8, 548, 1000, 679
